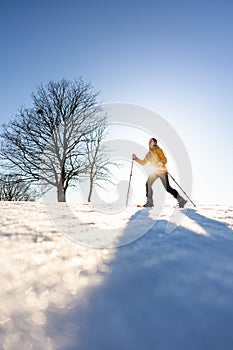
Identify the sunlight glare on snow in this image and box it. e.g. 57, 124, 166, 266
179, 215, 210, 237
0, 201, 117, 349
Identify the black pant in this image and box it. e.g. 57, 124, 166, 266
146, 172, 178, 200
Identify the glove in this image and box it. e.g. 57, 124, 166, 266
132, 154, 137, 160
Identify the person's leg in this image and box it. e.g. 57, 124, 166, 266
144, 172, 158, 207
159, 172, 187, 207
159, 172, 178, 198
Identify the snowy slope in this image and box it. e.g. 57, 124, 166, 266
0, 202, 233, 350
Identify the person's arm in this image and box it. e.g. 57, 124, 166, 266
157, 147, 167, 165
132, 153, 149, 165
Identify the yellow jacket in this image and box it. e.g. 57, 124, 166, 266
135, 145, 167, 174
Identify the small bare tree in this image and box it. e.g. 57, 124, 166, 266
0, 78, 107, 202
84, 117, 114, 202
0, 174, 38, 201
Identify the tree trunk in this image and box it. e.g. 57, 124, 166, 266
57, 184, 66, 202
88, 179, 93, 202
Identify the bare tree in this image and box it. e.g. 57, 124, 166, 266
0, 174, 38, 201
0, 78, 107, 202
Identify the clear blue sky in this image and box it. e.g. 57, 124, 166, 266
0, 0, 232, 204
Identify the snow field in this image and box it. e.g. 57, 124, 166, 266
0, 202, 233, 349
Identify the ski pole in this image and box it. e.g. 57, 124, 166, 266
167, 171, 196, 207
126, 159, 134, 207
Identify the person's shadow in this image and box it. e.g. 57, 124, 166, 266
46, 206, 233, 350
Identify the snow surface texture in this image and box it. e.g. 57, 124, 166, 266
0, 202, 233, 350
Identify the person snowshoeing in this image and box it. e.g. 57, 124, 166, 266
132, 138, 187, 208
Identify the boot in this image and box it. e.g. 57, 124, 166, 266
177, 195, 187, 208
143, 199, 154, 207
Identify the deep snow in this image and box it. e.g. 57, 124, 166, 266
0, 202, 233, 350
